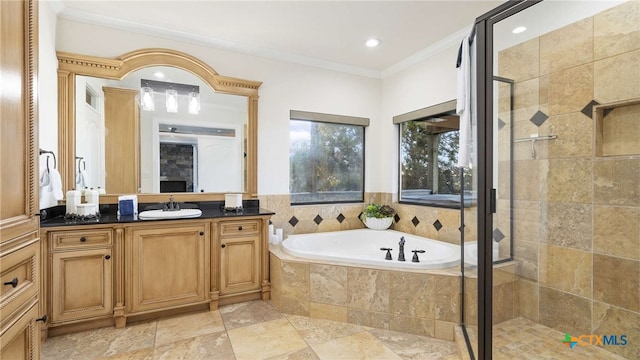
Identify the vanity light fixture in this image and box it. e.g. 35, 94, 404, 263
512, 26, 527, 34
365, 38, 381, 48
188, 90, 200, 115
140, 85, 155, 111
166, 88, 178, 113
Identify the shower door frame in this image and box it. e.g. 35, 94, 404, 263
472, 0, 542, 358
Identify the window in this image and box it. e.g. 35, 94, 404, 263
396, 101, 471, 208
289, 110, 368, 204
85, 84, 98, 110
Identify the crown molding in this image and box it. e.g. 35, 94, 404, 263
381, 26, 472, 78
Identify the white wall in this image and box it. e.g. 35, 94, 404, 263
55, 19, 383, 196
380, 43, 460, 193
38, 1, 59, 209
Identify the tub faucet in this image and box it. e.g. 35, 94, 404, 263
398, 236, 405, 262
412, 250, 426, 263
380, 248, 393, 260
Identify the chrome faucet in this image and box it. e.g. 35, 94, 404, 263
398, 236, 406, 261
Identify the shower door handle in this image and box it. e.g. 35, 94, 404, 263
490, 188, 496, 214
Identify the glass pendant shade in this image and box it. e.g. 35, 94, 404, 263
140, 87, 155, 111
165, 89, 178, 113
188, 91, 200, 115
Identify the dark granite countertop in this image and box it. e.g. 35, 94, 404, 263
40, 200, 275, 228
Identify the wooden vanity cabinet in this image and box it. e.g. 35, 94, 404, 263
48, 229, 114, 325
219, 220, 261, 297
40, 215, 271, 334
126, 222, 209, 314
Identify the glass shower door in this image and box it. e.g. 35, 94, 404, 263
487, 1, 639, 359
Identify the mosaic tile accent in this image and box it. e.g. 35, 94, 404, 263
336, 213, 345, 223
394, 214, 400, 223
433, 219, 443, 231
493, 228, 505, 242
411, 216, 420, 227
529, 110, 549, 127
498, 118, 506, 130
289, 216, 299, 227
313, 215, 323, 225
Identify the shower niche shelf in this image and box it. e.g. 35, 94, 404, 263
594, 98, 640, 157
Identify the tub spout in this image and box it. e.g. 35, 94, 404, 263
398, 236, 405, 261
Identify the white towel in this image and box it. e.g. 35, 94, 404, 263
76, 169, 88, 190
49, 168, 63, 200
457, 33, 472, 168
39, 168, 50, 187
39, 167, 63, 209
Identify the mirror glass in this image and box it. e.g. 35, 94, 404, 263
75, 66, 248, 194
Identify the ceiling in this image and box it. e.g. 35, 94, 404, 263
52, 0, 504, 78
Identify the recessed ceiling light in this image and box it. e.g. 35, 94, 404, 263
365, 38, 381, 48
154, 71, 165, 79
512, 26, 527, 34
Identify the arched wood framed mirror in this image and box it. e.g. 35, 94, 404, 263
57, 48, 261, 203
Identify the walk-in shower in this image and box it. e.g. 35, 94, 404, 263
467, 0, 639, 359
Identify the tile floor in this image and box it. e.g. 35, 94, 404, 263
41, 301, 626, 359
41, 300, 460, 360
492, 317, 627, 360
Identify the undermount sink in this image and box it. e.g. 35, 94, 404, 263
138, 209, 203, 220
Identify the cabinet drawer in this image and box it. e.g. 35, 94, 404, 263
1, 240, 39, 320
0, 298, 39, 360
51, 229, 112, 250
220, 221, 260, 236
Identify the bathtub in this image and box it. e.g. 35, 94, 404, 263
463, 241, 500, 268
281, 229, 460, 269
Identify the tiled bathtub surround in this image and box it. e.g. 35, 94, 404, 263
499, 1, 640, 358
270, 248, 462, 342
259, 193, 477, 245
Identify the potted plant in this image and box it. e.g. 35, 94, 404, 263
360, 203, 396, 230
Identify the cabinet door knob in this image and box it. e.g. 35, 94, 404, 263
105, 255, 111, 260
199, 231, 205, 236
221, 244, 226, 248
4, 277, 18, 288
238, 226, 243, 231
36, 314, 47, 323
80, 236, 87, 242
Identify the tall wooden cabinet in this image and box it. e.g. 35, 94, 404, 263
0, 0, 42, 358
103, 87, 140, 194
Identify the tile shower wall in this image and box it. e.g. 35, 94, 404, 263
498, 2, 639, 358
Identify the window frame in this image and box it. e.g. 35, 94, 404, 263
395, 100, 469, 209
289, 110, 368, 205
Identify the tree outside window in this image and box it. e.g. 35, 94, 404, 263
290, 120, 364, 204
400, 119, 471, 208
